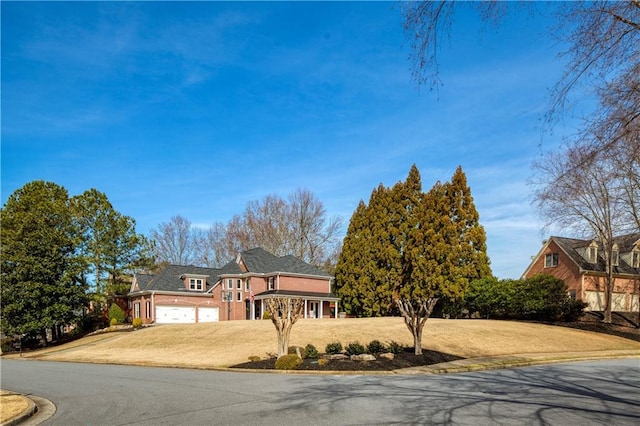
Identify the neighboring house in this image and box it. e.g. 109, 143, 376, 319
522, 233, 640, 313
128, 247, 339, 324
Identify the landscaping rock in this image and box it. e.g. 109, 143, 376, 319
350, 354, 376, 361
322, 354, 348, 360
379, 352, 395, 360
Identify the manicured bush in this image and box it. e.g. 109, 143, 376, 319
248, 356, 261, 362
366, 340, 386, 354
304, 344, 319, 359
109, 318, 118, 327
387, 341, 404, 355
275, 354, 302, 370
325, 341, 343, 355
288, 346, 303, 357
345, 341, 366, 356
108, 303, 126, 325
132, 318, 143, 329
262, 311, 271, 320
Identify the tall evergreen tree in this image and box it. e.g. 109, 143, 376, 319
1, 181, 87, 343
72, 189, 153, 298
398, 167, 491, 354
336, 165, 492, 354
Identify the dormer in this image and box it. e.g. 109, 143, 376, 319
611, 243, 619, 267
587, 241, 598, 263
180, 274, 208, 291
622, 239, 640, 268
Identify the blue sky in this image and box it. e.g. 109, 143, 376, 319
1, 2, 584, 279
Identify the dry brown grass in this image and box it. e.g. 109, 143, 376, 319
10, 318, 640, 368
0, 391, 30, 423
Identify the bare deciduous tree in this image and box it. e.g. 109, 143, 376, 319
532, 143, 630, 323
264, 297, 304, 358
150, 215, 199, 265
204, 189, 342, 268
402, 0, 639, 141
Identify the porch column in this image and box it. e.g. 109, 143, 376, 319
251, 301, 255, 320
319, 300, 323, 319
304, 299, 308, 319
261, 299, 264, 319
335, 301, 338, 319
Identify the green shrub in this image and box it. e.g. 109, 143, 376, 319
366, 340, 386, 354
262, 311, 271, 320
275, 354, 302, 370
108, 303, 126, 325
387, 341, 404, 354
318, 358, 328, 367
132, 318, 143, 328
325, 341, 343, 355
109, 318, 118, 327
304, 344, 319, 359
345, 341, 366, 356
248, 355, 261, 362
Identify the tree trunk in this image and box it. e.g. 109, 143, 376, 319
603, 273, 615, 324
396, 297, 438, 355
265, 297, 304, 358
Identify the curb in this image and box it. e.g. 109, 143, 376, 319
0, 394, 36, 426
394, 350, 640, 375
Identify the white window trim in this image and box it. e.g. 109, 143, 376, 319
236, 291, 242, 302
227, 279, 233, 290
268, 277, 275, 291
544, 253, 558, 268
189, 278, 203, 291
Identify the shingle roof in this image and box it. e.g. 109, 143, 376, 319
239, 247, 280, 273
552, 233, 640, 275
133, 247, 332, 294
133, 264, 220, 293
220, 247, 332, 278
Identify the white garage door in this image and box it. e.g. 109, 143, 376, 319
156, 306, 196, 324
585, 291, 605, 311
199, 307, 219, 322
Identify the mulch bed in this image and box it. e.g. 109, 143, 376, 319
544, 312, 640, 342
230, 348, 463, 371
231, 313, 640, 371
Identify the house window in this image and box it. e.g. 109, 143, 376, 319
245, 279, 250, 292
227, 279, 233, 290
145, 301, 151, 319
134, 303, 140, 319
568, 290, 576, 300
544, 253, 558, 268
268, 277, 275, 291
612, 250, 619, 267
633, 251, 640, 268
237, 279, 242, 290
237, 291, 242, 302
190, 278, 203, 291
589, 246, 598, 263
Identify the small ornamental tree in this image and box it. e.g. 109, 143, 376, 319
108, 303, 125, 325
264, 297, 304, 358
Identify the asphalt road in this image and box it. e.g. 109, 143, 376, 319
1, 358, 639, 425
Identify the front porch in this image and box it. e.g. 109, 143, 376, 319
251, 290, 340, 320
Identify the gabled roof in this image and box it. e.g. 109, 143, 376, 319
537, 233, 640, 276
238, 247, 281, 273
132, 248, 332, 295
224, 247, 332, 278
132, 264, 219, 294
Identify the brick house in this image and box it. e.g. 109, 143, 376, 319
128, 247, 339, 324
522, 233, 640, 312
